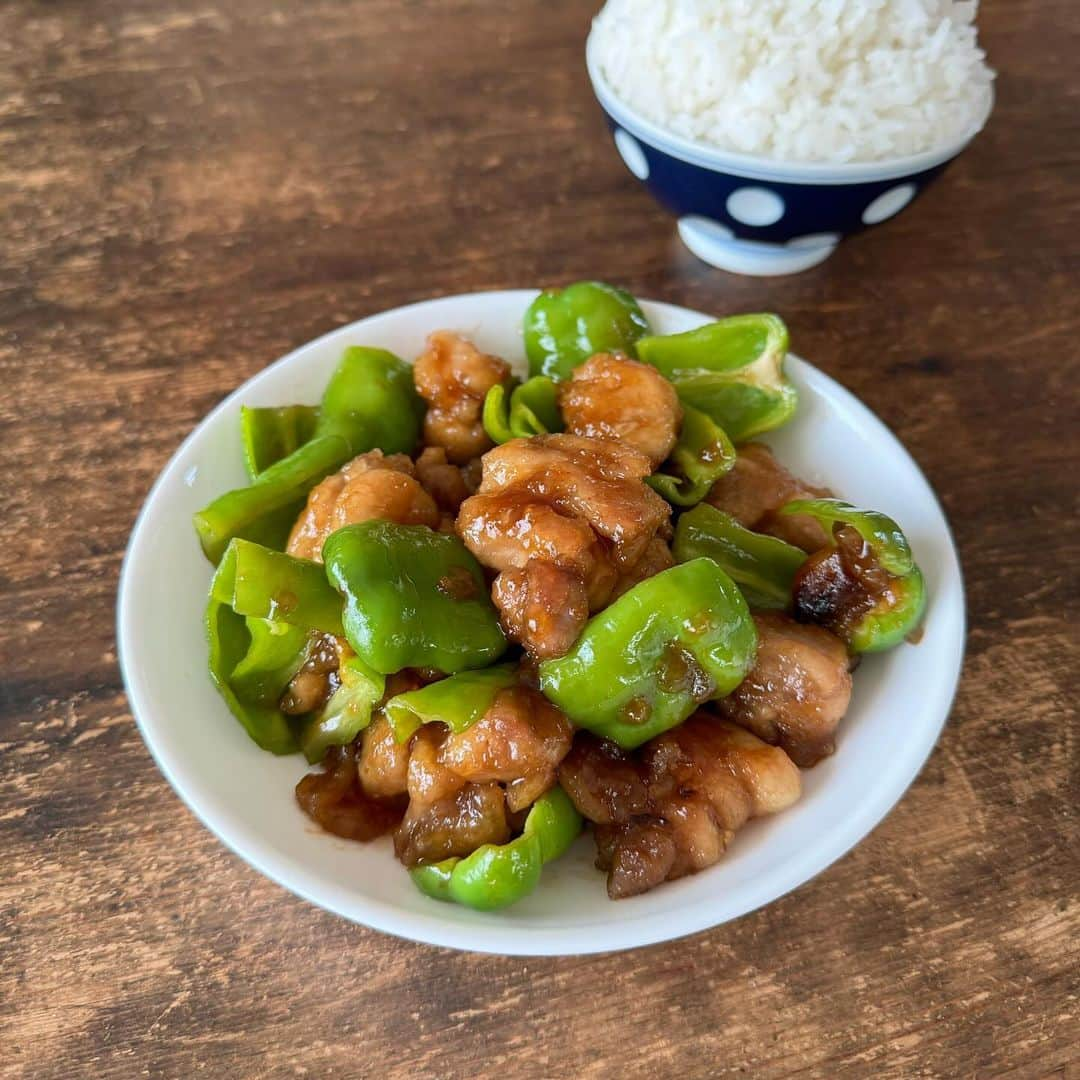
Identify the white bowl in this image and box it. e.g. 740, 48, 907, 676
118, 291, 965, 955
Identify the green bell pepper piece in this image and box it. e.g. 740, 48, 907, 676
636, 314, 797, 442
538, 559, 757, 749
781, 498, 927, 652
647, 404, 736, 507
229, 617, 310, 704
410, 786, 582, 911
524, 281, 651, 380
240, 404, 320, 479
194, 434, 351, 564
384, 664, 518, 744
298, 654, 385, 764
482, 376, 563, 445
206, 555, 309, 754
210, 538, 345, 636
673, 504, 807, 610
322, 521, 507, 675
313, 346, 423, 455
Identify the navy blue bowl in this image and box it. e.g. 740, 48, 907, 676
587, 33, 992, 276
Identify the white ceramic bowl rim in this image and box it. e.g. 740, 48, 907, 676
586, 27, 994, 185
117, 291, 966, 955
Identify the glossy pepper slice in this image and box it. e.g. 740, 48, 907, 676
384, 665, 518, 743
207, 551, 310, 754
647, 404, 736, 507
781, 498, 927, 652
410, 786, 582, 911
312, 346, 424, 455
210, 538, 345, 636
194, 434, 351, 564
482, 376, 563, 445
673, 504, 807, 610
635, 314, 797, 443
524, 281, 651, 380
538, 559, 757, 750
298, 654, 385, 764
240, 404, 319, 479
322, 521, 507, 675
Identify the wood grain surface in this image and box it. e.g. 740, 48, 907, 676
1, 1, 1077, 1076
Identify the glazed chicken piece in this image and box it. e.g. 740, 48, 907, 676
559, 716, 801, 899
473, 434, 669, 569
358, 714, 411, 799
706, 442, 831, 552
559, 353, 683, 467
414, 445, 475, 514
280, 633, 347, 716
716, 612, 853, 767
610, 537, 675, 602
413, 331, 510, 464
295, 741, 407, 843
287, 450, 439, 561
457, 433, 671, 658
394, 726, 510, 866
436, 684, 574, 810
492, 561, 590, 661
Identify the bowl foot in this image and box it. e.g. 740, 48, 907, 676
678, 216, 837, 276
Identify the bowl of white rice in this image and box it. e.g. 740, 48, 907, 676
587, 0, 995, 275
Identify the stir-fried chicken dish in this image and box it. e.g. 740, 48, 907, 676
197, 283, 927, 909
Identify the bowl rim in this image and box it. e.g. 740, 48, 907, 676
585, 25, 995, 186
117, 290, 967, 955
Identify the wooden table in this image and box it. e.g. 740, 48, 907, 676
2, 1, 1077, 1076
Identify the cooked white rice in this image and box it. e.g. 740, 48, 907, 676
592, 0, 995, 163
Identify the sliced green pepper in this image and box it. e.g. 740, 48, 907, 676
410, 786, 582, 911
240, 404, 319, 479
781, 498, 927, 652
524, 281, 651, 380
482, 376, 563, 445
647, 404, 735, 507
538, 559, 757, 749
210, 538, 345, 637
636, 314, 797, 442
384, 665, 518, 744
673, 504, 806, 610
323, 521, 507, 675
206, 555, 308, 754
194, 433, 351, 564
298, 654, 385, 764
313, 346, 423, 455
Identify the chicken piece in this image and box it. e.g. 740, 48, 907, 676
716, 612, 853, 767
358, 715, 411, 799
413, 331, 510, 464
471, 434, 669, 569
437, 685, 574, 811
280, 633, 348, 716
287, 450, 439, 561
706, 442, 831, 552
610, 537, 674, 601
492, 560, 589, 660
458, 490, 599, 576
415, 446, 473, 514
558, 734, 650, 825
559, 353, 683, 467
394, 780, 510, 867
295, 742, 407, 843
560, 716, 801, 898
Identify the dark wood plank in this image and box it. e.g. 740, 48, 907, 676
1, 1, 1076, 1076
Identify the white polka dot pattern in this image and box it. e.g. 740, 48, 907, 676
613, 129, 649, 181
726, 187, 785, 227
862, 184, 917, 225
